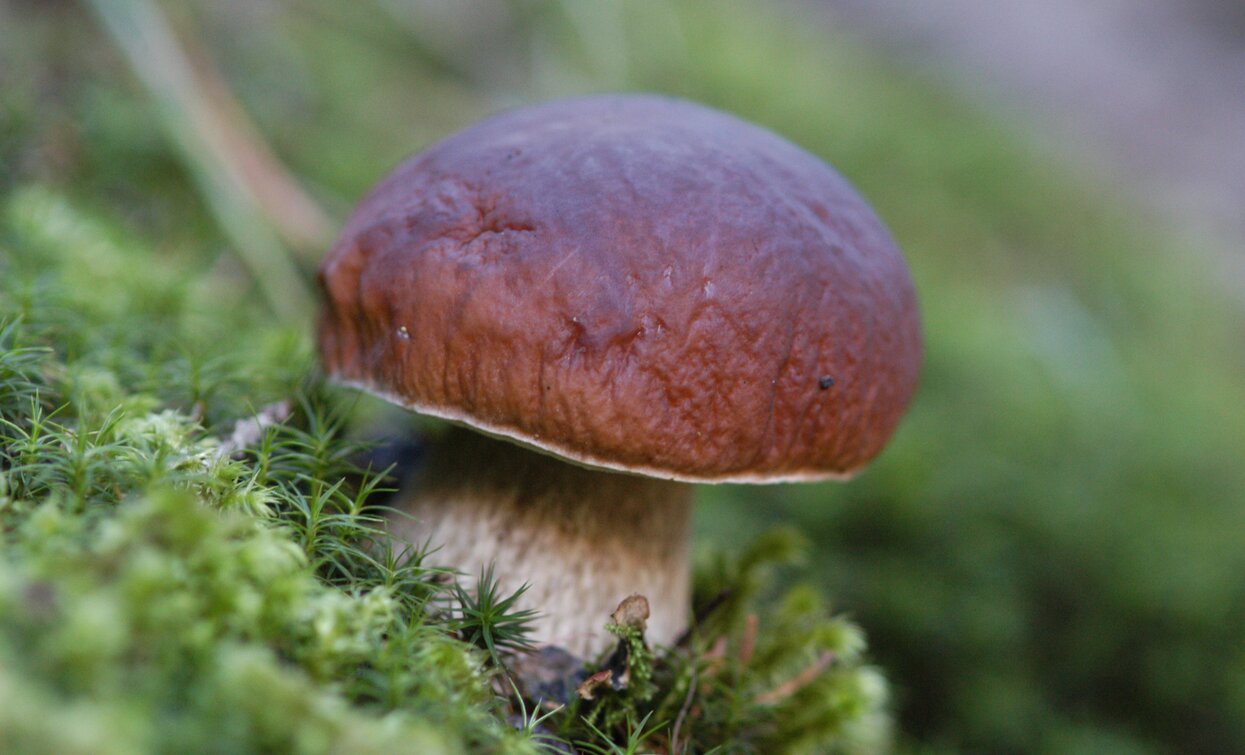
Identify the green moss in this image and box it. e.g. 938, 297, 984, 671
1, 190, 884, 752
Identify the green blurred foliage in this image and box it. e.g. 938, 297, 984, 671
3, 0, 1244, 752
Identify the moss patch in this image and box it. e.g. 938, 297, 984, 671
0, 188, 888, 753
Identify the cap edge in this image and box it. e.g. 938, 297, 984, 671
333, 377, 859, 485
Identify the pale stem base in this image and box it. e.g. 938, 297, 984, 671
387, 426, 694, 659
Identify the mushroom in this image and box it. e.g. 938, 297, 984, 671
317, 94, 921, 658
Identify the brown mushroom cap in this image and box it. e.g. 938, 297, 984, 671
318, 94, 921, 483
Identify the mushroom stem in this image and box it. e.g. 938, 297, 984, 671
389, 426, 693, 659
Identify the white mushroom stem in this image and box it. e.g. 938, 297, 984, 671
387, 426, 693, 659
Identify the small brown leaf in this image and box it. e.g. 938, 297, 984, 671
576, 670, 614, 701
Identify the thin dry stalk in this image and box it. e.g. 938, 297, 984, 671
752, 650, 836, 706
670, 660, 699, 755
85, 0, 322, 323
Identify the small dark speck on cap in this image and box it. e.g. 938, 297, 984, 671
818, 375, 835, 390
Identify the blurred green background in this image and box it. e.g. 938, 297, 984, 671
3, 0, 1244, 752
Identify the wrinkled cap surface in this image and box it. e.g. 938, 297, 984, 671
318, 94, 922, 483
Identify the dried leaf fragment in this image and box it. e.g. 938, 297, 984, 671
576, 670, 614, 700
610, 593, 650, 632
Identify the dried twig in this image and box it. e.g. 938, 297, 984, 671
752, 651, 836, 706
185, 44, 336, 256
738, 613, 758, 667
84, 0, 322, 322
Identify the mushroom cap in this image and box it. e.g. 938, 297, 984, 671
318, 94, 921, 483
